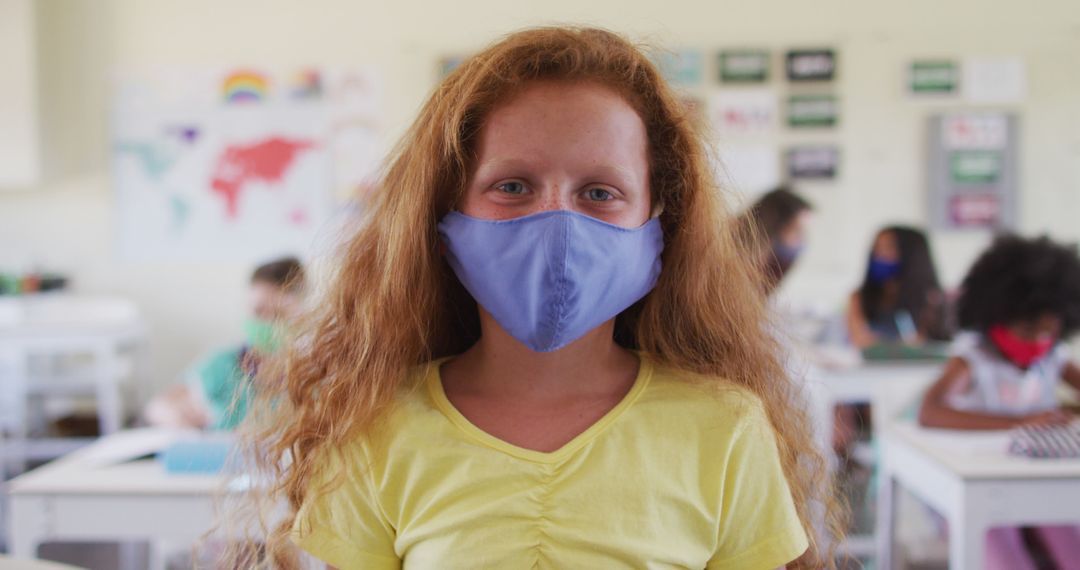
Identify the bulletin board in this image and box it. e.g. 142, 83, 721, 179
927, 113, 1019, 230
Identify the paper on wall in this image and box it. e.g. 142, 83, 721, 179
708, 89, 778, 138
962, 57, 1027, 104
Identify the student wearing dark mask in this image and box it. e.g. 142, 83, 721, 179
846, 226, 950, 348
738, 187, 813, 294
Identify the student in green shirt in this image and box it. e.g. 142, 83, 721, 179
145, 257, 305, 430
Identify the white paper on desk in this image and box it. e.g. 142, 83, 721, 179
922, 427, 1012, 455
962, 57, 1027, 104
73, 428, 200, 466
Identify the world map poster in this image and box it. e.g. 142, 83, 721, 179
111, 67, 381, 261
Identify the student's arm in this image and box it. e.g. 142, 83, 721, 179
143, 385, 210, 429
846, 292, 878, 349
917, 289, 951, 342
919, 357, 1071, 430
1062, 361, 1080, 392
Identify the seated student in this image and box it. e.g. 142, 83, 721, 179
846, 226, 950, 349
738, 188, 842, 496
919, 235, 1080, 570
144, 257, 305, 430
834, 227, 951, 454
738, 187, 813, 294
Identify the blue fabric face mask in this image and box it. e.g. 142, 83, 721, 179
867, 257, 901, 282
438, 210, 664, 352
772, 241, 804, 265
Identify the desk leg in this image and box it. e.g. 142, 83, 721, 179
949, 495, 987, 570
9, 496, 46, 559
118, 542, 146, 570
95, 343, 123, 435
147, 541, 166, 570
8, 343, 30, 474
876, 468, 898, 570
147, 538, 184, 570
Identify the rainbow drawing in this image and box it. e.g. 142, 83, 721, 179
222, 70, 269, 103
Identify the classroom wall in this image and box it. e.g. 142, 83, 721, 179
0, 0, 41, 186
3, 0, 1080, 402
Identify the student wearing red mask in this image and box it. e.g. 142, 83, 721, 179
919, 234, 1080, 570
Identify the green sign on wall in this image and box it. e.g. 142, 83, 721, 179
950, 150, 1001, 183
911, 61, 958, 94
787, 95, 838, 128
719, 51, 769, 82
653, 50, 704, 86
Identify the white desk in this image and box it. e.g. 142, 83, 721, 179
811, 360, 943, 433
6, 429, 225, 570
0, 555, 86, 570
876, 421, 1080, 569
803, 359, 943, 560
0, 295, 147, 474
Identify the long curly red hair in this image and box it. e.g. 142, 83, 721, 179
235, 26, 843, 569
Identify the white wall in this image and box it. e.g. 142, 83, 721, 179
0, 0, 40, 186
3, 0, 1080, 400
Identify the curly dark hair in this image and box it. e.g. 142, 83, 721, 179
957, 234, 1080, 337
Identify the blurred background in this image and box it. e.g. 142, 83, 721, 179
4, 0, 1080, 395
3, 1, 1080, 568
4, 0, 1080, 394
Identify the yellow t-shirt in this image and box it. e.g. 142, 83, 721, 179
292, 354, 808, 569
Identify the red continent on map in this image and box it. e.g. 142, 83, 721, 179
210, 137, 316, 219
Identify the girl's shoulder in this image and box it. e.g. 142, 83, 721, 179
640, 356, 769, 425
330, 360, 452, 454
379, 359, 453, 427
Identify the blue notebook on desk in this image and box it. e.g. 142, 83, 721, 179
159, 439, 234, 474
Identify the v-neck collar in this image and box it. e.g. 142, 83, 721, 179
427, 353, 653, 464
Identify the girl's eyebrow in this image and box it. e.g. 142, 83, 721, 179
474, 158, 643, 187
474, 157, 540, 173
588, 164, 642, 187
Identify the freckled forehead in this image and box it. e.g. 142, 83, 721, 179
476, 82, 649, 167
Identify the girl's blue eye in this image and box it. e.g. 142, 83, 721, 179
586, 188, 613, 202
496, 182, 526, 195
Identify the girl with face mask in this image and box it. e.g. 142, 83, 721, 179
737, 187, 813, 294
834, 226, 952, 458
237, 27, 846, 570
143, 257, 304, 431
845, 226, 950, 349
918, 235, 1080, 569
